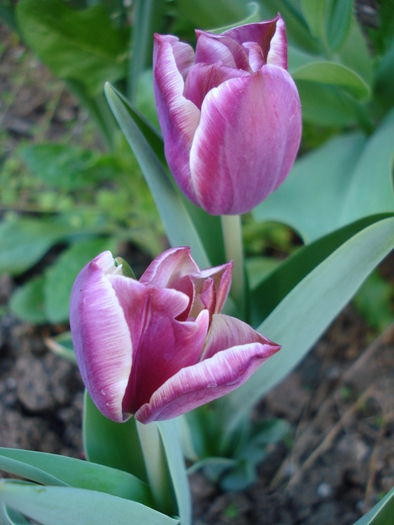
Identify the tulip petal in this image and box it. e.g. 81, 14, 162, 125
153, 34, 201, 205
139, 246, 199, 287
201, 313, 280, 360
223, 17, 278, 59
108, 273, 210, 416
135, 338, 278, 423
184, 63, 250, 110
70, 252, 132, 422
190, 65, 302, 215
267, 16, 287, 69
198, 261, 233, 314
195, 32, 251, 72
242, 42, 265, 72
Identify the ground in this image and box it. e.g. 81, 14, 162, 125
0, 11, 393, 525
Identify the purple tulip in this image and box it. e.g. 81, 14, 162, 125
70, 247, 279, 424
153, 14, 302, 215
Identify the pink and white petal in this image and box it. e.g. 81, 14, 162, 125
195, 32, 251, 72
113, 276, 209, 414
190, 66, 302, 215
153, 35, 201, 205
70, 255, 132, 423
198, 261, 233, 314
242, 42, 265, 71
223, 17, 279, 56
184, 63, 249, 110
267, 16, 287, 69
135, 340, 276, 423
139, 246, 199, 287
201, 313, 280, 360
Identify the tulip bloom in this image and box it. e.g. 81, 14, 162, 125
70, 247, 279, 424
153, 14, 302, 215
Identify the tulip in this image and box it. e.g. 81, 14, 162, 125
70, 247, 279, 424
153, 14, 302, 215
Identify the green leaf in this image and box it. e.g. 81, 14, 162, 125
300, 0, 325, 38
0, 482, 179, 525
0, 216, 73, 276
254, 108, 394, 243
221, 215, 394, 433
83, 391, 148, 483
157, 420, 192, 525
10, 276, 46, 324
353, 486, 394, 525
0, 448, 152, 505
0, 504, 31, 525
44, 237, 117, 323
249, 215, 392, 328
325, 0, 353, 51
105, 84, 212, 269
210, 2, 261, 33
16, 0, 129, 96
292, 61, 370, 100
353, 271, 394, 332
174, 0, 246, 30
374, 39, 394, 113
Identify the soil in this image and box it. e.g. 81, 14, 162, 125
1, 10, 393, 525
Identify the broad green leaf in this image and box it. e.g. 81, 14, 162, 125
296, 81, 360, 126
249, 215, 392, 328
0, 448, 152, 505
83, 391, 148, 483
246, 257, 280, 290
0, 504, 30, 525
16, 0, 128, 96
210, 2, 260, 33
44, 237, 117, 323
254, 109, 394, 243
174, 0, 246, 30
0, 216, 73, 276
325, 0, 353, 51
158, 420, 192, 525
353, 272, 394, 332
0, 482, 179, 525
105, 84, 212, 269
300, 0, 325, 38
353, 486, 394, 525
374, 39, 394, 113
10, 276, 46, 324
221, 216, 394, 432
292, 62, 370, 100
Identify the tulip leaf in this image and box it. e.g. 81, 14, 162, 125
157, 420, 192, 525
83, 391, 148, 483
105, 83, 220, 269
0, 448, 152, 505
210, 2, 260, 34
292, 61, 370, 100
221, 215, 394, 432
325, 0, 353, 51
174, 0, 246, 30
353, 486, 394, 525
0, 482, 179, 525
10, 276, 47, 324
16, 0, 128, 96
300, 0, 325, 38
253, 108, 394, 243
0, 504, 31, 525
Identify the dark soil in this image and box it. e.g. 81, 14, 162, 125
1, 11, 393, 525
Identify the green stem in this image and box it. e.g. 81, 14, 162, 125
221, 214, 246, 318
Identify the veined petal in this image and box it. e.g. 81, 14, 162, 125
153, 34, 201, 205
135, 339, 277, 423
198, 261, 233, 314
223, 16, 279, 59
195, 31, 251, 72
109, 272, 209, 416
242, 42, 265, 72
190, 65, 302, 215
201, 313, 280, 360
139, 246, 199, 287
267, 15, 287, 69
70, 254, 132, 422
184, 63, 249, 110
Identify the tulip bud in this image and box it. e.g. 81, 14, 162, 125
70, 248, 280, 424
153, 14, 302, 215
